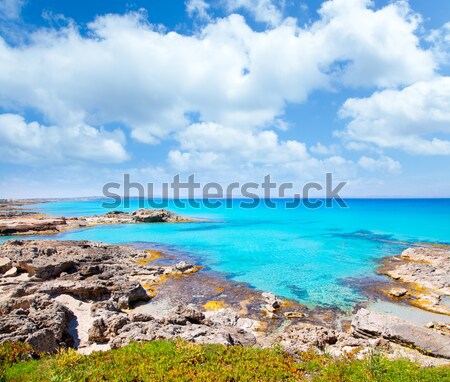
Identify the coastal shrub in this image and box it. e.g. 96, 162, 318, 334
2, 340, 450, 382
0, 342, 35, 381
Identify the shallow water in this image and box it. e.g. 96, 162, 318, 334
3, 198, 450, 310
368, 300, 450, 326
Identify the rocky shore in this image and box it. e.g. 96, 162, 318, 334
0, 201, 197, 236
0, 239, 449, 366
377, 246, 450, 316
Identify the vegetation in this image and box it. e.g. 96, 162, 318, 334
1, 340, 449, 382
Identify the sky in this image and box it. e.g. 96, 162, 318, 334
0, 0, 450, 198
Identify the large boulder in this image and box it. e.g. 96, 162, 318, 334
351, 309, 450, 359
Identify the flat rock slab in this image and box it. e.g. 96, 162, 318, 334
351, 309, 450, 359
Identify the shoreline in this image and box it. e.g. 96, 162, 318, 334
1, 238, 448, 365
0, 201, 449, 365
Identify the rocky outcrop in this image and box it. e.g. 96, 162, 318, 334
378, 246, 450, 315
0, 208, 196, 236
131, 209, 193, 223
0, 217, 69, 236
0, 240, 258, 354
351, 309, 450, 359
0, 240, 160, 352
0, 295, 73, 353
108, 306, 257, 349
386, 247, 450, 295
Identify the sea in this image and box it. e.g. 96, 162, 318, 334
2, 198, 450, 310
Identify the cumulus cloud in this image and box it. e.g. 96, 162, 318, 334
170, 122, 308, 169
358, 155, 401, 173
0, 0, 440, 187
310, 142, 340, 156
427, 22, 450, 65
223, 0, 284, 27
313, 0, 434, 87
168, 122, 359, 185
0, 113, 128, 164
338, 76, 450, 155
0, 0, 434, 147
186, 0, 211, 21
0, 0, 25, 20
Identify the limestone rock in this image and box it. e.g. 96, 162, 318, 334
388, 287, 408, 297
351, 309, 450, 359
0, 257, 12, 274
277, 323, 338, 353
284, 311, 306, 319
3, 266, 18, 277
131, 209, 190, 223
26, 328, 59, 354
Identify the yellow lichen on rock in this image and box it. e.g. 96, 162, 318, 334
137, 250, 163, 265
203, 300, 226, 311
183, 265, 203, 274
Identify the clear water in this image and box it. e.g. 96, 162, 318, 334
3, 199, 450, 310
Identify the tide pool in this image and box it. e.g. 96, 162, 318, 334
5, 199, 450, 309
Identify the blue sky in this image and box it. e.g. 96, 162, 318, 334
0, 0, 450, 198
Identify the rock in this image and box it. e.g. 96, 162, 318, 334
277, 323, 338, 353
3, 266, 18, 277
0, 208, 195, 237
79, 265, 103, 277
176, 306, 205, 324
284, 311, 306, 319
18, 259, 75, 280
26, 328, 59, 354
351, 309, 450, 359
381, 247, 450, 296
426, 322, 450, 336
0, 257, 12, 274
112, 282, 151, 309
88, 318, 107, 343
0, 296, 73, 353
388, 288, 408, 297
262, 292, 282, 312
131, 209, 191, 223
205, 309, 239, 327
410, 292, 450, 315
0, 218, 68, 236
173, 261, 195, 274
129, 313, 154, 323
105, 211, 129, 216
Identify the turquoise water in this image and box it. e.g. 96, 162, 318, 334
3, 199, 450, 309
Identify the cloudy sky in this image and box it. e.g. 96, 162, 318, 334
0, 0, 449, 198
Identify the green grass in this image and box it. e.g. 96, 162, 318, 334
1, 340, 449, 382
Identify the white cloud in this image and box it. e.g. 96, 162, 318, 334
427, 22, 450, 66
358, 155, 401, 173
0, 0, 434, 147
338, 76, 450, 155
223, 0, 284, 27
313, 0, 434, 87
0, 113, 128, 164
172, 122, 308, 167
186, 0, 211, 21
310, 142, 340, 155
0, 0, 25, 20
0, 0, 438, 179
168, 122, 360, 185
